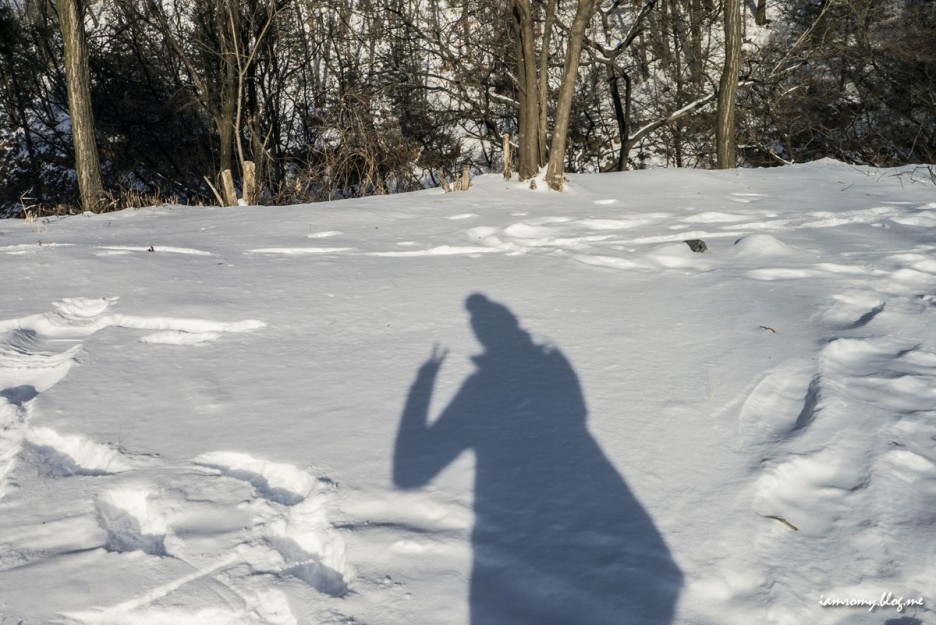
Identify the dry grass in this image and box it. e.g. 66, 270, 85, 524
16, 185, 183, 219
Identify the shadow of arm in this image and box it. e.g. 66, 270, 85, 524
393, 355, 471, 489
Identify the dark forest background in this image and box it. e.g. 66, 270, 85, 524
1, 0, 934, 216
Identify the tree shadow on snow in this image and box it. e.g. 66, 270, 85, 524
394, 293, 683, 624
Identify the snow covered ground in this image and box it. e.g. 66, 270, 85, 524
1, 160, 934, 625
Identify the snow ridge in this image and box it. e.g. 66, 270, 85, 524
730, 248, 936, 625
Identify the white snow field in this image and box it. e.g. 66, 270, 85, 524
1, 160, 934, 625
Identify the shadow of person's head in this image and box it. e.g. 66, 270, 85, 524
465, 293, 533, 354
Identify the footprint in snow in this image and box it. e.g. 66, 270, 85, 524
0, 298, 265, 497
52, 452, 352, 624
96, 486, 169, 556
25, 427, 132, 477
190, 451, 353, 595
192, 450, 320, 506
734, 293, 936, 621
737, 359, 821, 451
0, 299, 118, 497
264, 496, 351, 596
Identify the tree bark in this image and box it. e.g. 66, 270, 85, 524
218, 0, 238, 183
536, 0, 556, 167
715, 0, 742, 168
242, 160, 257, 205
608, 66, 630, 171
502, 133, 512, 179
545, 0, 598, 190
221, 168, 237, 206
512, 0, 542, 181
56, 0, 105, 211
755, 0, 767, 27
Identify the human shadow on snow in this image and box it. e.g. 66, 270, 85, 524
394, 293, 683, 625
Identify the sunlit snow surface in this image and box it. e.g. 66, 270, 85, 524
1, 160, 935, 624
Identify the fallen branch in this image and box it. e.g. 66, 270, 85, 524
763, 515, 799, 531
203, 176, 224, 206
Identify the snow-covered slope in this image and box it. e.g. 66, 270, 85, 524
1, 160, 934, 625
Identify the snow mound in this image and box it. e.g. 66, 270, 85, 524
889, 210, 936, 227
644, 242, 714, 270
729, 233, 795, 258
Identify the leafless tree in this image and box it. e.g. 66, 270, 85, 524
56, 0, 105, 210
715, 0, 741, 168
544, 0, 601, 189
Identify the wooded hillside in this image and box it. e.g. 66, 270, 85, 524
0, 0, 933, 215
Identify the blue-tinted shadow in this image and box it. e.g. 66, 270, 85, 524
394, 293, 683, 624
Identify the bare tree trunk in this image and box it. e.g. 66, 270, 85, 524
218, 1, 238, 196
56, 0, 105, 211
502, 133, 512, 179
716, 0, 742, 168
536, 0, 556, 167
755, 0, 767, 27
454, 165, 471, 191
512, 0, 541, 181
221, 168, 237, 205
215, 6, 240, 206
608, 66, 630, 171
545, 0, 598, 190
242, 160, 257, 204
